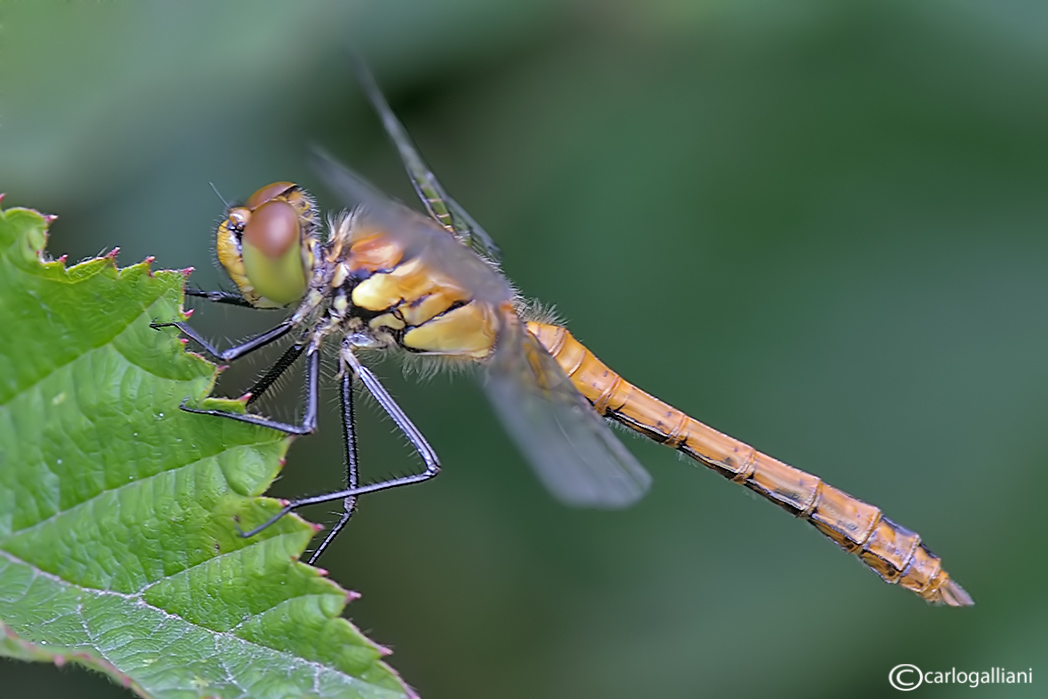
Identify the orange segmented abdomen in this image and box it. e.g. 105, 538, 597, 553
527, 322, 972, 606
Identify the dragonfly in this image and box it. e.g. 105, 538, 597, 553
152, 58, 972, 607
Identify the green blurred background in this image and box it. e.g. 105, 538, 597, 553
2, 1, 1046, 697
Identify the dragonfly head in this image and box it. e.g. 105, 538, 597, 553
215, 182, 318, 308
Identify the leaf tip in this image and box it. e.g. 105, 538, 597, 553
0, 192, 5, 204
53, 654, 67, 667
43, 213, 58, 223
105, 246, 120, 261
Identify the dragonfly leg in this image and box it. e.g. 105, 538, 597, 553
182, 347, 320, 435
244, 341, 307, 406
184, 287, 257, 308
238, 343, 440, 540
306, 368, 360, 564
150, 317, 294, 361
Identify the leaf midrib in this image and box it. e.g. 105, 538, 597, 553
0, 548, 373, 688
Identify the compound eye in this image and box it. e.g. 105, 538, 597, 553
245, 181, 297, 211
240, 199, 308, 305
243, 200, 299, 259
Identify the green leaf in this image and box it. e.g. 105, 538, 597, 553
0, 203, 412, 699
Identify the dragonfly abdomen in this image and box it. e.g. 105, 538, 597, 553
526, 321, 972, 606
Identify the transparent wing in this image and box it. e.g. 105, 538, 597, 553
310, 146, 408, 212
483, 315, 652, 508
350, 54, 502, 261
311, 149, 513, 306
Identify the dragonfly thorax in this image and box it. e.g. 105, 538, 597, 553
306, 209, 501, 360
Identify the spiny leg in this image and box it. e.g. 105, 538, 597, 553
150, 317, 295, 362
176, 287, 298, 402
181, 347, 320, 435
239, 342, 441, 540
307, 367, 359, 564
245, 341, 307, 406
185, 287, 257, 308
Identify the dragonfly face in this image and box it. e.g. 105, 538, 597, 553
155, 57, 971, 606
215, 182, 319, 309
